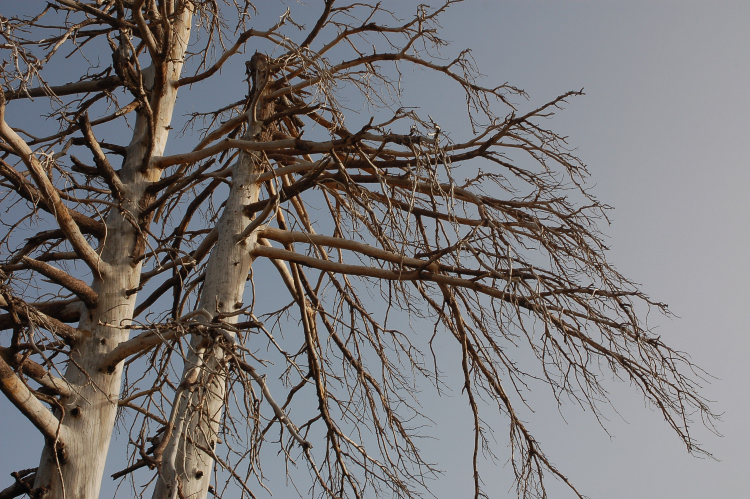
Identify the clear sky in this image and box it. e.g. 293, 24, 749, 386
1, 1, 748, 498
433, 2, 749, 498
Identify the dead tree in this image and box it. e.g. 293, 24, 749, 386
0, 1, 715, 499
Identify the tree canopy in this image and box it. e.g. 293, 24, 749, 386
0, 1, 715, 498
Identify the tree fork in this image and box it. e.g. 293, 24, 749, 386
30, 4, 194, 498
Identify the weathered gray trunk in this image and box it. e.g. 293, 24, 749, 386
152, 53, 272, 499
32, 6, 193, 498
151, 140, 263, 499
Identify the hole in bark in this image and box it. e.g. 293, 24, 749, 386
55, 444, 67, 464
100, 338, 106, 345
70, 406, 81, 417
195, 470, 204, 479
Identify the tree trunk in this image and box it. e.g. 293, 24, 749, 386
32, 5, 193, 498
151, 135, 264, 499
152, 53, 272, 499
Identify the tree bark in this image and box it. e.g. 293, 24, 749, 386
151, 52, 272, 499
151, 132, 264, 499
31, 5, 194, 498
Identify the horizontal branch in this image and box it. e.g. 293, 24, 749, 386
100, 326, 182, 374
152, 136, 342, 170
255, 159, 320, 183
251, 243, 433, 277
249, 245, 588, 325
153, 129, 430, 170
3, 75, 122, 101
99, 309, 220, 373
360, 187, 485, 227
258, 227, 438, 271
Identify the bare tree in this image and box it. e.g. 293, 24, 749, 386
0, 1, 716, 498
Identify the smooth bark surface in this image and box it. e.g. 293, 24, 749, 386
28, 5, 193, 497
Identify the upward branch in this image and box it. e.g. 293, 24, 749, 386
0, 95, 108, 277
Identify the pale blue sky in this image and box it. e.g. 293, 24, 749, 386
1, 2, 748, 498
436, 2, 749, 498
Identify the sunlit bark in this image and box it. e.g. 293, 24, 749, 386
0, 3, 194, 497
0, 2, 716, 499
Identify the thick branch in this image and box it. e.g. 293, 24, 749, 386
153, 129, 418, 170
98, 309, 217, 372
0, 353, 63, 442
21, 257, 98, 309
0, 299, 81, 331
0, 347, 72, 398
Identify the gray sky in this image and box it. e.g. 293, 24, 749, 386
435, 1, 749, 498
1, 1, 748, 498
